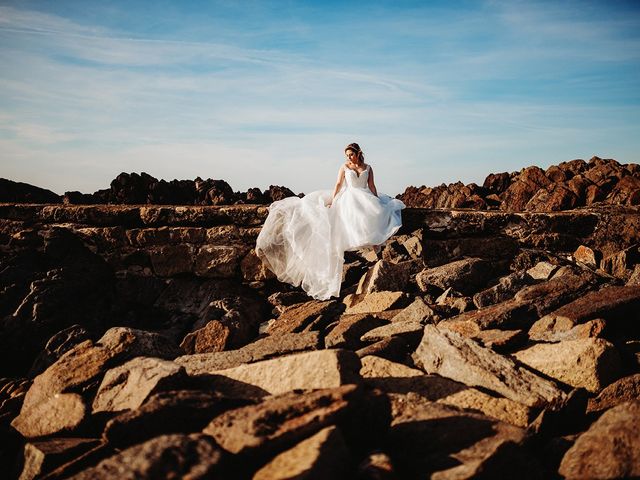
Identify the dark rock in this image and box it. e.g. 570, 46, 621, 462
68, 434, 225, 480
0, 178, 61, 204
103, 390, 244, 448
253, 426, 352, 480
386, 397, 544, 479
202, 384, 390, 459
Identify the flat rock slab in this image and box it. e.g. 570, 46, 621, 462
176, 331, 321, 374
513, 338, 621, 393
356, 259, 411, 294
559, 401, 640, 479
390, 296, 437, 324
360, 321, 423, 343
267, 300, 343, 335
413, 325, 565, 408
12, 393, 87, 438
386, 396, 541, 479
103, 390, 245, 448
360, 356, 534, 427
92, 357, 186, 413
514, 272, 597, 317
533, 285, 640, 333
355, 336, 411, 362
324, 314, 388, 350
344, 291, 407, 315
206, 349, 362, 397
202, 385, 389, 458
253, 426, 351, 480
68, 434, 224, 480
529, 318, 607, 342
473, 329, 526, 352
443, 298, 537, 331
416, 257, 492, 295
587, 373, 640, 413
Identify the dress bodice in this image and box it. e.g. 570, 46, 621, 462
344, 164, 370, 189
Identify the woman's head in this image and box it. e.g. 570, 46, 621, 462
345, 143, 364, 163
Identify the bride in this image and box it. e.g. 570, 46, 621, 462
255, 143, 405, 300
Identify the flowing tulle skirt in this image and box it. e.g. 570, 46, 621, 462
256, 186, 405, 300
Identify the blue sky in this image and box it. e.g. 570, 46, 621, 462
1, 0, 639, 196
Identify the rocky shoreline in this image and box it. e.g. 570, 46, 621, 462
0, 198, 639, 478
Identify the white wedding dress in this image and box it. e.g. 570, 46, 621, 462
256, 164, 405, 300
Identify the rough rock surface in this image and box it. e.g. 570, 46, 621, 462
559, 401, 640, 479
202, 349, 362, 396
252, 426, 351, 480
413, 326, 565, 408
513, 338, 622, 392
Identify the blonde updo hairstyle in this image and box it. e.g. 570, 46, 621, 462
345, 143, 365, 164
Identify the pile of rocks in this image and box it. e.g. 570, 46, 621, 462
399, 157, 640, 211
1, 173, 298, 206
1, 201, 639, 478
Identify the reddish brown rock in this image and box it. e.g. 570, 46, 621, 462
325, 314, 388, 350
344, 291, 407, 315
103, 390, 243, 448
19, 438, 100, 480
559, 401, 640, 479
68, 434, 225, 480
11, 393, 87, 439
416, 257, 492, 295
531, 285, 640, 337
387, 397, 542, 478
525, 183, 579, 212
500, 165, 552, 211
202, 385, 389, 458
587, 374, 640, 413
267, 300, 343, 335
573, 245, 600, 268
356, 260, 412, 294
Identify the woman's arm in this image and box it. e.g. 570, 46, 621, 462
329, 165, 345, 206
368, 166, 378, 197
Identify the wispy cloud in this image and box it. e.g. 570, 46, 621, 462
0, 1, 638, 196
